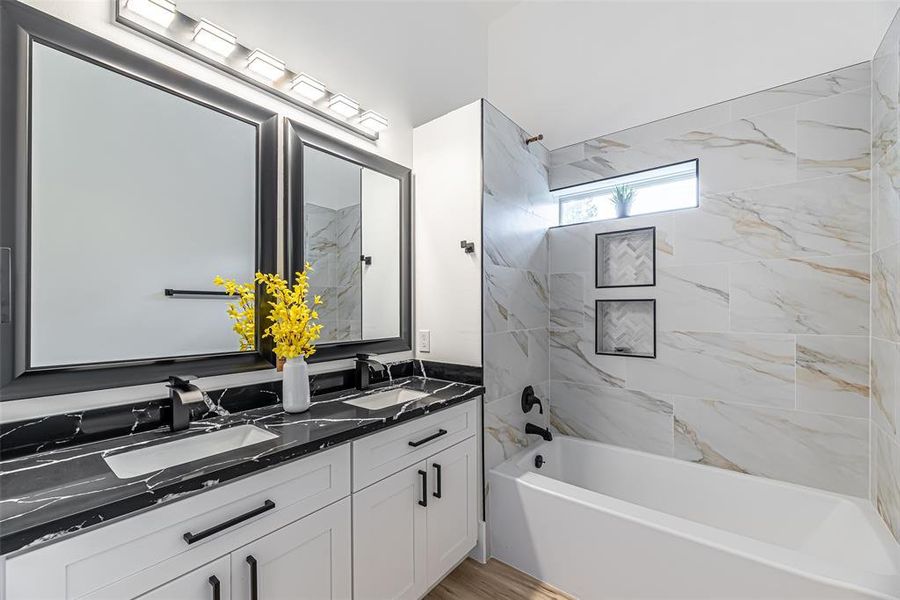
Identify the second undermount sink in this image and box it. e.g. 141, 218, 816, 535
104, 425, 278, 479
343, 388, 430, 411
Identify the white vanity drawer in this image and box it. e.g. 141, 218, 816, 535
352, 400, 476, 491
4, 444, 350, 600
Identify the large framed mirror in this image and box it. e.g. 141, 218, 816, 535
285, 120, 411, 362
0, 2, 279, 400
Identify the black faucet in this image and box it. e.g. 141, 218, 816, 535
525, 422, 553, 442
355, 353, 386, 390
166, 375, 205, 432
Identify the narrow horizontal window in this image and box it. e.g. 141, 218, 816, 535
556, 159, 698, 226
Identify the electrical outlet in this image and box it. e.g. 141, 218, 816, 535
417, 330, 431, 353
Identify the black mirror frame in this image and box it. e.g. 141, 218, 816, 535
0, 1, 279, 401
284, 118, 412, 362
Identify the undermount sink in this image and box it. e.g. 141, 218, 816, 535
343, 388, 430, 411
104, 425, 278, 479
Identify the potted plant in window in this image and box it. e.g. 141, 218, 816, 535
215, 266, 323, 413
610, 184, 635, 218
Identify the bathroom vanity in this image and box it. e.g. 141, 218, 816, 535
1, 382, 482, 599
0, 3, 483, 598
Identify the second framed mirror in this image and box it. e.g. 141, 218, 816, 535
284, 120, 411, 362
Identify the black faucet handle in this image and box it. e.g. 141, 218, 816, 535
521, 386, 544, 414
167, 375, 198, 390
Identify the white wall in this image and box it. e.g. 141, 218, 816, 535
488, 1, 895, 149
361, 169, 401, 340
304, 148, 362, 211
413, 101, 483, 366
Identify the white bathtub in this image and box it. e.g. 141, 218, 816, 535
489, 435, 900, 599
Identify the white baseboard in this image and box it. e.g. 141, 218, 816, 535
468, 520, 488, 563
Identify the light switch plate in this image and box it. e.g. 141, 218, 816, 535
417, 330, 431, 353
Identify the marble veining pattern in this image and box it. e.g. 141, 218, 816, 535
549, 327, 627, 389
548, 381, 673, 456
795, 335, 869, 418
871, 338, 899, 436
875, 427, 900, 539
729, 254, 870, 335
0, 376, 483, 555
729, 63, 870, 120
626, 331, 795, 408
674, 172, 870, 263
797, 88, 871, 179
673, 397, 868, 496
873, 243, 900, 342
663, 107, 798, 194
481, 101, 555, 475
549, 62, 882, 520
872, 9, 900, 545
305, 202, 362, 343
875, 146, 900, 251
549, 273, 585, 330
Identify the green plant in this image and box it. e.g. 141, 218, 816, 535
610, 185, 636, 217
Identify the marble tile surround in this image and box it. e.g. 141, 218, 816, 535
481, 101, 555, 498
546, 64, 873, 498
305, 202, 361, 343
872, 10, 900, 543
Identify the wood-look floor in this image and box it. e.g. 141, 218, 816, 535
425, 558, 574, 600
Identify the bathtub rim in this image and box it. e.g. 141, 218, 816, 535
489, 435, 900, 600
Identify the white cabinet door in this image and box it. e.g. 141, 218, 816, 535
134, 556, 231, 600
353, 462, 428, 600
231, 497, 351, 600
425, 437, 478, 583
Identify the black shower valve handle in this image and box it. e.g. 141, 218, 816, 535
521, 385, 544, 414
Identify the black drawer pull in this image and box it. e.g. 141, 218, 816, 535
183, 500, 275, 544
208, 575, 221, 600
433, 463, 442, 499
408, 428, 447, 448
418, 469, 428, 507
247, 555, 259, 600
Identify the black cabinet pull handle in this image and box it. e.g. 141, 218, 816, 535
208, 575, 221, 600
247, 555, 259, 600
418, 469, 427, 507
408, 428, 447, 447
433, 463, 442, 499
183, 500, 275, 544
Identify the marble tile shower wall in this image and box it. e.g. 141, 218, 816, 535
481, 102, 556, 481
306, 202, 362, 343
547, 64, 873, 498
872, 13, 900, 542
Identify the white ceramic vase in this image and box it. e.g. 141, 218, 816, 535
282, 356, 311, 413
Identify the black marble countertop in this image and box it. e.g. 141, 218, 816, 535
0, 376, 483, 555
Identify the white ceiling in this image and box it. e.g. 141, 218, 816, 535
177, 1, 896, 151
489, 1, 898, 149
177, 0, 512, 134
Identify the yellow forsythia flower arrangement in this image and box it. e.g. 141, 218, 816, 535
215, 266, 323, 360
213, 275, 256, 351
255, 267, 323, 360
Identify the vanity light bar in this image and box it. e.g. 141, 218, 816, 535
192, 19, 236, 57
290, 73, 327, 103
247, 48, 285, 82
328, 94, 360, 119
115, 1, 386, 139
358, 110, 389, 133
123, 0, 176, 28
